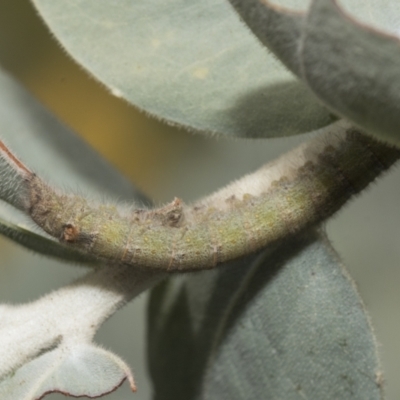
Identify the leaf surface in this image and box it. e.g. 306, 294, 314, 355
301, 0, 400, 145
30, 0, 333, 138
0, 264, 160, 400
229, 0, 400, 144
0, 343, 135, 400
148, 232, 383, 399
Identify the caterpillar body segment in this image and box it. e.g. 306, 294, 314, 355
18, 123, 399, 271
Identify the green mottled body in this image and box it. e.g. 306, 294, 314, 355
28, 128, 400, 271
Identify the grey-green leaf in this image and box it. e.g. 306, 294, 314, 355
229, 0, 400, 145
30, 0, 333, 138
0, 66, 146, 263
301, 0, 400, 145
148, 232, 382, 399
228, 0, 305, 76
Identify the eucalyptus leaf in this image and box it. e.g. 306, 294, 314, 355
148, 231, 382, 399
0, 66, 146, 263
30, 0, 333, 138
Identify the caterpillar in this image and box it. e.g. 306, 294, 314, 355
1, 121, 399, 271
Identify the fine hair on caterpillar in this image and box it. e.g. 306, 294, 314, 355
1, 120, 399, 271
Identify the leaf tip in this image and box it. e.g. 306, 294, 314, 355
128, 376, 137, 393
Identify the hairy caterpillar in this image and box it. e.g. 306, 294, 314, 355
1, 121, 399, 271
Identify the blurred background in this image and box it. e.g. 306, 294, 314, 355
0, 1, 400, 399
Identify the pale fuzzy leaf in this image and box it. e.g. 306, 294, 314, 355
229, 0, 400, 145
0, 265, 162, 399
148, 232, 383, 399
30, 0, 333, 138
0, 343, 135, 400
0, 66, 146, 262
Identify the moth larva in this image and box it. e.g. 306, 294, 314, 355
2, 121, 399, 271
